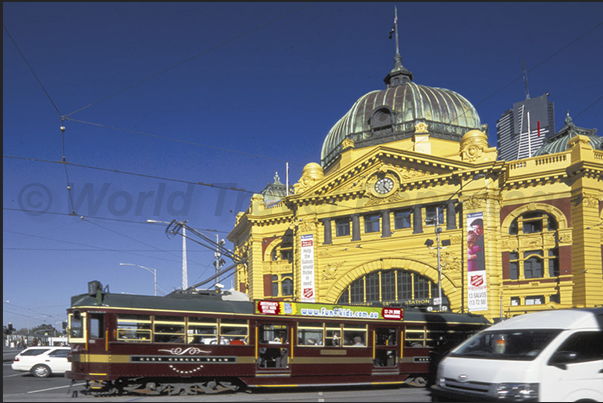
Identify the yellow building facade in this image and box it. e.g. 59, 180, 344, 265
227, 51, 603, 322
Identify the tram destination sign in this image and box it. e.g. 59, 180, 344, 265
256, 300, 403, 321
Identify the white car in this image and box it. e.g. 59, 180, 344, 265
11, 347, 71, 378
431, 307, 603, 402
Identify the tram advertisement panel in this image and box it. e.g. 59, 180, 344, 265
300, 234, 316, 302
256, 300, 403, 321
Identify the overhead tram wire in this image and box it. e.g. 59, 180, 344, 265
61, 3, 315, 120
2, 207, 230, 235
442, 20, 603, 131
81, 218, 205, 267
3, 25, 62, 117
573, 95, 603, 119
3, 155, 259, 195
63, 118, 304, 166
3, 24, 78, 215
3, 228, 210, 266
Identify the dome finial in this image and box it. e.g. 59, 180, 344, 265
384, 6, 413, 88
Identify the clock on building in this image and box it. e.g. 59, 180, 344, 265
374, 177, 394, 195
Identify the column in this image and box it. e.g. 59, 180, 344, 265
381, 209, 391, 237
446, 200, 457, 230
322, 218, 332, 245
413, 205, 423, 234
351, 214, 361, 241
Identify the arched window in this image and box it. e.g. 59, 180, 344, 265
336, 269, 447, 306
271, 273, 293, 297
509, 211, 558, 235
507, 211, 560, 280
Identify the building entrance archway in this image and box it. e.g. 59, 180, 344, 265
326, 258, 456, 308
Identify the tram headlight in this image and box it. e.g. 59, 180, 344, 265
495, 383, 539, 401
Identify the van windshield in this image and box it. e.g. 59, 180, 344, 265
449, 329, 562, 361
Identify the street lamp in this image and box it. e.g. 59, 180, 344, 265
147, 219, 188, 289
424, 173, 486, 312
119, 263, 157, 296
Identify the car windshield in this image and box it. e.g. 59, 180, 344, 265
449, 329, 562, 361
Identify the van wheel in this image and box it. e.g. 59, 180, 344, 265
32, 364, 51, 378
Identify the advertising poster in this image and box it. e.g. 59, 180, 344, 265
300, 234, 316, 302
467, 212, 487, 311
256, 300, 403, 321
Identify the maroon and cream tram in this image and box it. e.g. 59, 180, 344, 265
66, 281, 490, 395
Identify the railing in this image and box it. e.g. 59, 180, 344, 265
534, 154, 567, 166
507, 151, 571, 176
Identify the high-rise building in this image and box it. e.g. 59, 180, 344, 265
496, 93, 555, 160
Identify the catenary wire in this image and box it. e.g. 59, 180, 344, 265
3, 24, 62, 117
3, 155, 258, 194
1, 207, 229, 234
63, 117, 304, 166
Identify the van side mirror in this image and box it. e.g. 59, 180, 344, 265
548, 351, 578, 370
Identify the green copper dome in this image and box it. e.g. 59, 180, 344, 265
320, 53, 482, 169
532, 111, 601, 156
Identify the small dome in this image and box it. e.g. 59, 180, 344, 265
294, 163, 324, 194
461, 130, 488, 144
321, 81, 482, 169
460, 130, 489, 162
301, 162, 324, 180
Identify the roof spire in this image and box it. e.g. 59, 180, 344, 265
384, 6, 413, 88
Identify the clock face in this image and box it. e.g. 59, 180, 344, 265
374, 177, 394, 194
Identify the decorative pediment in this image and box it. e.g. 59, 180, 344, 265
290, 147, 475, 204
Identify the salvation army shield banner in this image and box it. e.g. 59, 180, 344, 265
300, 234, 316, 302
467, 212, 487, 311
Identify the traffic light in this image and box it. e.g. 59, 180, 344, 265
7, 323, 14, 334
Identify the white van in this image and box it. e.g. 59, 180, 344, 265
430, 308, 603, 402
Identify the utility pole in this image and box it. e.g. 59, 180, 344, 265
435, 213, 443, 312
214, 235, 226, 290
182, 225, 188, 289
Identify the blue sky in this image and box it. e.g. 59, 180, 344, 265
3, 2, 602, 331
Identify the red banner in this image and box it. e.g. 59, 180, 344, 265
257, 300, 280, 315
381, 307, 403, 320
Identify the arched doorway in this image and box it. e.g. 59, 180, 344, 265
336, 269, 449, 308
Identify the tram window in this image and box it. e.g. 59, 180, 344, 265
375, 328, 397, 346
89, 314, 104, 339
298, 322, 324, 346
326, 324, 343, 346
154, 316, 185, 343
188, 317, 217, 345
117, 314, 151, 342
405, 325, 426, 348
219, 318, 248, 344
70, 314, 83, 339
343, 324, 367, 347
260, 324, 288, 344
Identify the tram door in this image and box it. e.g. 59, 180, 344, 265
86, 313, 106, 375
256, 322, 290, 374
373, 327, 399, 372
